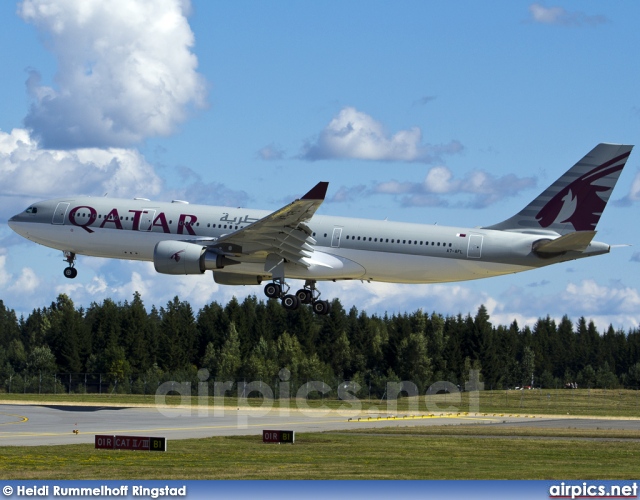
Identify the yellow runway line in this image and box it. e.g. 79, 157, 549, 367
0, 412, 28, 425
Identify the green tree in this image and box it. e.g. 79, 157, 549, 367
244, 337, 278, 382
26, 345, 57, 373
217, 322, 242, 381
397, 332, 432, 391
521, 346, 535, 387
158, 297, 198, 372
0, 300, 20, 350
121, 292, 152, 372
44, 294, 88, 373
578, 365, 596, 388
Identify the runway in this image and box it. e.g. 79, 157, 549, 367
2, 403, 640, 446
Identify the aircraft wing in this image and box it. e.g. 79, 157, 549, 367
206, 182, 329, 268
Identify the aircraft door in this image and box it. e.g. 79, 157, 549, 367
52, 202, 70, 225
331, 227, 343, 248
467, 234, 483, 259
139, 209, 156, 231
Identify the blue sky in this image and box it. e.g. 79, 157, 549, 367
1, 1, 639, 331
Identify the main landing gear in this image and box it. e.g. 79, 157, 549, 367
264, 279, 331, 315
63, 251, 78, 279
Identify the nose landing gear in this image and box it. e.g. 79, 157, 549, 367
63, 251, 78, 279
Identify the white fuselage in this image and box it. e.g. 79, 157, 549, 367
8, 196, 610, 285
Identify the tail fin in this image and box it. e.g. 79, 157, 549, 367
485, 143, 633, 235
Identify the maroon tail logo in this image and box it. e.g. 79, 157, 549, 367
170, 250, 185, 262
536, 153, 629, 231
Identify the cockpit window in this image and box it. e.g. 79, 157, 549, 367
25, 206, 38, 214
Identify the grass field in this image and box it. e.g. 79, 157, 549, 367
2, 390, 639, 479
1, 427, 639, 480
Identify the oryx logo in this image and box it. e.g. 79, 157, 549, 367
536, 152, 630, 231
170, 250, 185, 262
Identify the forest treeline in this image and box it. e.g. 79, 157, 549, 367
1, 292, 640, 395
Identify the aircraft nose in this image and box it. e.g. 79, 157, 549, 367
8, 214, 23, 233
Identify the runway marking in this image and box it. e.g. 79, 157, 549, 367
348, 415, 498, 423
0, 412, 28, 426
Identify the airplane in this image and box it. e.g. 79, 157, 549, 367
8, 143, 633, 315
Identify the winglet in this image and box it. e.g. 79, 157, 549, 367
301, 182, 329, 200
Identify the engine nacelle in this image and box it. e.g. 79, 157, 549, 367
213, 272, 262, 286
154, 241, 239, 275
154, 241, 205, 275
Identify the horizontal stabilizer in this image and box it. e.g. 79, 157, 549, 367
534, 231, 597, 254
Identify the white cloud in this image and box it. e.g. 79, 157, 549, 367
322, 280, 492, 319
493, 279, 640, 332
564, 280, 640, 316
0, 254, 40, 297
528, 3, 608, 27
301, 107, 462, 163
628, 171, 640, 202
53, 261, 252, 313
19, 0, 206, 149
0, 255, 11, 289
371, 166, 536, 208
10, 267, 40, 294
321, 277, 640, 333
329, 185, 367, 203
0, 128, 163, 219
2, 249, 640, 333
258, 144, 285, 161
424, 166, 456, 194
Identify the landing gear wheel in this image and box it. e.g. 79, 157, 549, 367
282, 294, 300, 310
264, 283, 282, 299
312, 300, 330, 315
63, 267, 78, 279
295, 289, 313, 305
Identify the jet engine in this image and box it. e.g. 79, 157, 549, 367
153, 240, 238, 275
